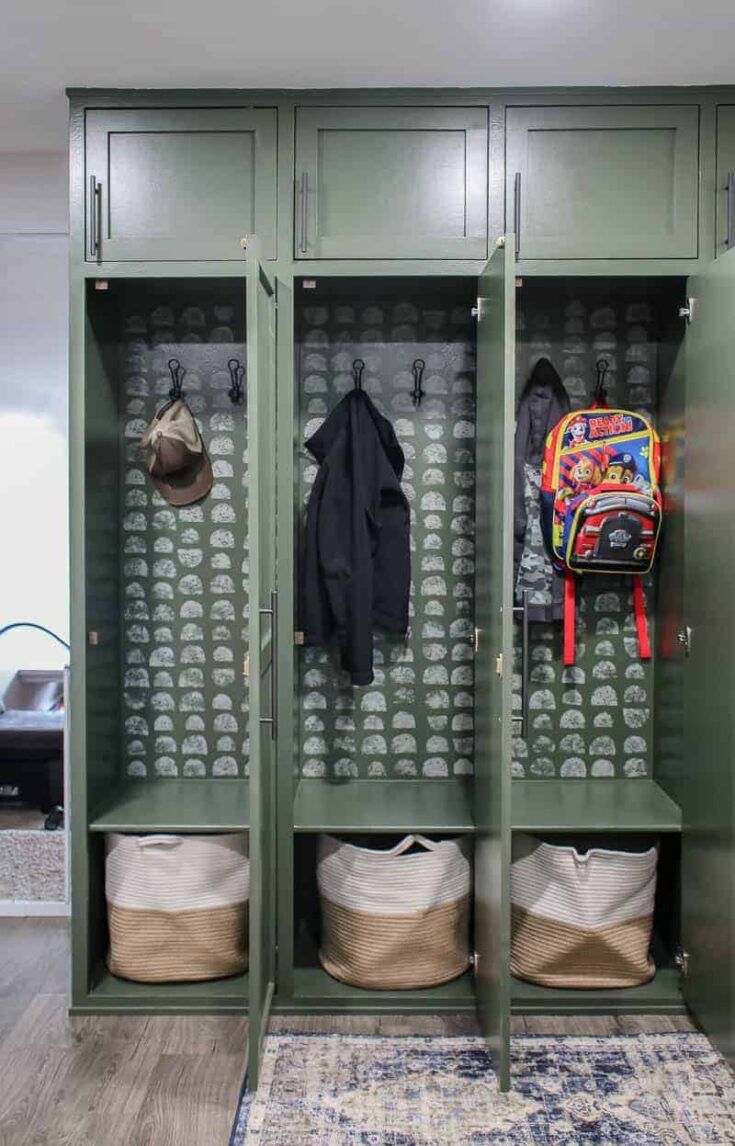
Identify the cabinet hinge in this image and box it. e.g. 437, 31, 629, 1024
88, 630, 99, 646
495, 653, 504, 678
471, 300, 484, 321
676, 625, 692, 658
679, 298, 696, 323
294, 631, 305, 646
94, 281, 108, 292
675, 946, 690, 979
242, 655, 250, 679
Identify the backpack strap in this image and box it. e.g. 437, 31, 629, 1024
563, 575, 576, 666
632, 576, 651, 660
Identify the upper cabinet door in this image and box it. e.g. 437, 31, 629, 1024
716, 106, 735, 256
294, 106, 488, 259
506, 105, 699, 260
85, 108, 277, 262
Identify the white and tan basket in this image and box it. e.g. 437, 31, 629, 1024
105, 832, 249, 983
317, 833, 471, 990
510, 834, 658, 989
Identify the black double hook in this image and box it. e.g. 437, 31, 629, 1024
228, 358, 245, 404
411, 358, 426, 407
352, 358, 365, 391
167, 358, 184, 402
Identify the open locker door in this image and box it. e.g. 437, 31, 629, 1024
473, 237, 515, 1090
246, 254, 278, 1089
680, 248, 735, 1064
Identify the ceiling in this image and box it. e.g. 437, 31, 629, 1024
4, 0, 735, 151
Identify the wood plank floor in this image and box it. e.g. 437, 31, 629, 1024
0, 919, 696, 1145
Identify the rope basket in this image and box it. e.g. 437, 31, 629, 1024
105, 832, 249, 983
317, 833, 471, 990
510, 834, 658, 989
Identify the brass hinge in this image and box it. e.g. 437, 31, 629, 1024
294, 631, 305, 645
495, 652, 504, 678
242, 655, 250, 679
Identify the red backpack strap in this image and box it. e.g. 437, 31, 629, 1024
633, 576, 651, 660
563, 575, 576, 666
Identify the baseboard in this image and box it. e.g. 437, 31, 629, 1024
0, 899, 70, 917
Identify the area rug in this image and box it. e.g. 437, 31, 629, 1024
231, 1032, 735, 1145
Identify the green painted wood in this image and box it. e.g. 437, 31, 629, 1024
274, 275, 297, 1000
511, 779, 681, 833
680, 249, 735, 1064
73, 966, 248, 1015
511, 967, 684, 1015
276, 968, 475, 1014
294, 107, 488, 260
246, 254, 278, 1090
716, 106, 735, 256
85, 108, 277, 262
473, 239, 514, 1090
506, 105, 700, 260
88, 779, 250, 831
293, 779, 474, 833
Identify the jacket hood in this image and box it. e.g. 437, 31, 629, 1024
306, 389, 405, 478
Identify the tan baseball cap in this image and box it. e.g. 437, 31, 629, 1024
140, 399, 213, 506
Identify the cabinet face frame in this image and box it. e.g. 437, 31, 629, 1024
506, 104, 700, 261
85, 107, 277, 262
294, 106, 489, 260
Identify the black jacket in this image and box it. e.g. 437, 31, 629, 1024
514, 357, 570, 621
302, 388, 410, 685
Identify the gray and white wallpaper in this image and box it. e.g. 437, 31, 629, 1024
119, 290, 250, 779
296, 288, 477, 780
512, 288, 658, 780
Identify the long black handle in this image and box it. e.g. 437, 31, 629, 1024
512, 589, 530, 738
89, 175, 101, 258
258, 590, 278, 740
513, 171, 521, 258
298, 171, 308, 254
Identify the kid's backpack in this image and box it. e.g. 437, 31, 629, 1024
540, 401, 662, 666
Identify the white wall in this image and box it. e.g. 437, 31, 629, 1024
0, 152, 69, 682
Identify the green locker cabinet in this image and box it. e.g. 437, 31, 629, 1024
85, 108, 277, 262
716, 107, 735, 254
294, 106, 488, 259
679, 248, 735, 1064
505, 105, 699, 260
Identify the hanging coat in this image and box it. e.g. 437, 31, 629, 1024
302, 388, 410, 685
514, 357, 570, 621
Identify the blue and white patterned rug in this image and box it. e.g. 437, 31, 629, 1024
231, 1033, 735, 1144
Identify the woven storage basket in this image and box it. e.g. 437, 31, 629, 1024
105, 832, 249, 983
510, 834, 658, 989
317, 833, 471, 990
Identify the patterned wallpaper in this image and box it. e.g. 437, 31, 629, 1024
296, 285, 477, 780
512, 285, 658, 780
118, 287, 250, 779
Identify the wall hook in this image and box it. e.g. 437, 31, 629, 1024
167, 358, 184, 402
352, 358, 365, 391
227, 357, 245, 404
411, 358, 426, 407
593, 358, 609, 404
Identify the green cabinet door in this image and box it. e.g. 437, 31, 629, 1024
85, 108, 277, 262
294, 106, 488, 259
506, 105, 699, 260
716, 107, 735, 255
473, 238, 514, 1091
680, 248, 735, 1064
246, 255, 278, 1089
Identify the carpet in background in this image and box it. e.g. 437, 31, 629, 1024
232, 1032, 735, 1145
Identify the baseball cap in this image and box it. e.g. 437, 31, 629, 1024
139, 399, 213, 506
